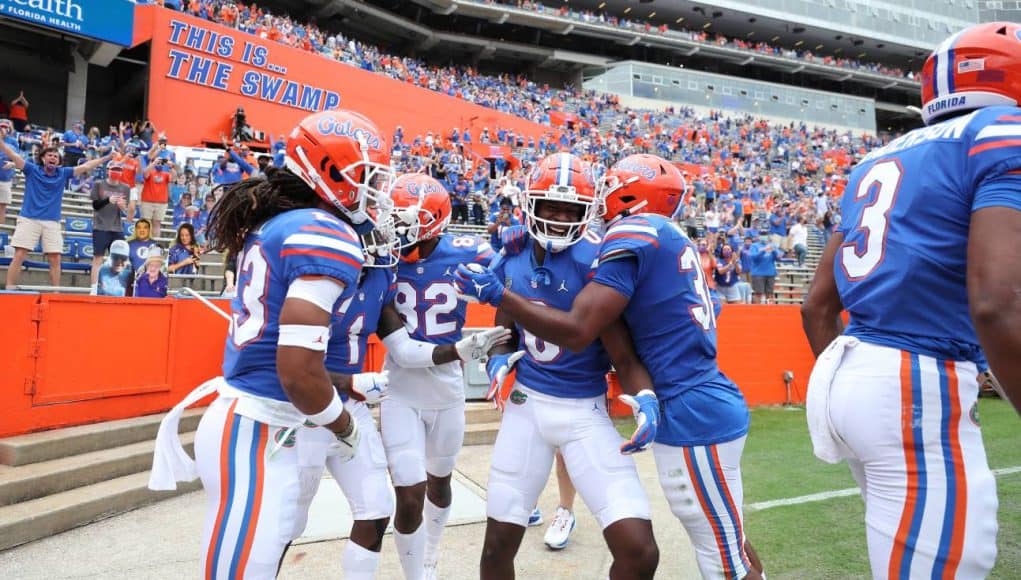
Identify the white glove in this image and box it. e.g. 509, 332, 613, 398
351, 371, 389, 403
327, 417, 360, 463
455, 327, 513, 363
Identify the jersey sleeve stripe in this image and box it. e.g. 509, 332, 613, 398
604, 232, 660, 247
974, 124, 1021, 141
607, 224, 659, 237
967, 138, 1021, 156
599, 248, 637, 262
280, 248, 362, 270
283, 233, 363, 261
996, 114, 1021, 122
299, 225, 357, 241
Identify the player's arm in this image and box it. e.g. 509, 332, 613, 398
276, 276, 353, 435
800, 232, 845, 357
376, 302, 511, 366
601, 318, 658, 454
969, 201, 1021, 414
499, 281, 627, 352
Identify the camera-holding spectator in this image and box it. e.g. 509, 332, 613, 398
750, 235, 784, 305
89, 167, 131, 294
139, 153, 179, 239
134, 247, 168, 298
62, 121, 89, 167
0, 119, 17, 224
0, 127, 111, 290
8, 91, 29, 132
213, 135, 255, 185
486, 197, 520, 251
788, 216, 809, 268
167, 223, 203, 275
127, 217, 159, 273
96, 239, 132, 297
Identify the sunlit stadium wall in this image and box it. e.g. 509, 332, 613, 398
584, 61, 877, 133
698, 0, 977, 49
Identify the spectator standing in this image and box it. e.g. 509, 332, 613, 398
8, 91, 29, 132
788, 216, 808, 267
134, 247, 168, 298
89, 167, 131, 294
750, 235, 783, 304
126, 218, 159, 273
0, 130, 111, 290
96, 239, 132, 297
139, 155, 178, 238
486, 197, 519, 251
714, 244, 743, 304
739, 236, 755, 284
0, 119, 17, 224
167, 223, 202, 275
110, 144, 142, 218
769, 205, 788, 251
62, 122, 88, 167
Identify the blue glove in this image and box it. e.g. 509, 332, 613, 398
499, 225, 529, 256
454, 263, 506, 306
619, 389, 659, 454
485, 351, 526, 411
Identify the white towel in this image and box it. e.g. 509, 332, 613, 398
148, 376, 224, 491
806, 335, 859, 464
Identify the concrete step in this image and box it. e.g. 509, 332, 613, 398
0, 470, 202, 551
0, 433, 195, 507
464, 402, 501, 425
463, 421, 501, 446
0, 410, 203, 467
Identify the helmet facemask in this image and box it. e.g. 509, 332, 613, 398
523, 184, 598, 253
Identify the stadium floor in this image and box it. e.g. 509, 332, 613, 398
1, 401, 1016, 579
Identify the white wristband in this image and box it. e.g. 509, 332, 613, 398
308, 389, 344, 426
278, 324, 330, 351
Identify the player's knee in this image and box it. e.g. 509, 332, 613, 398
393, 484, 426, 531
426, 473, 453, 507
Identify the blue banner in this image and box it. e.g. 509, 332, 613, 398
0, 0, 135, 46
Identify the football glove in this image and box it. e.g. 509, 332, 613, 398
499, 225, 529, 256
350, 371, 389, 404
454, 263, 506, 306
485, 351, 526, 411
327, 416, 361, 462
455, 327, 513, 363
619, 389, 659, 454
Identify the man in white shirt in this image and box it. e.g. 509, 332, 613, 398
788, 216, 809, 267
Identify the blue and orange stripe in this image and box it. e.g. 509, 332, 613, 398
934, 360, 968, 579
683, 447, 735, 578
708, 445, 750, 573
280, 247, 362, 269
206, 400, 240, 580
889, 352, 927, 579
230, 422, 269, 578
603, 232, 660, 248
299, 225, 357, 241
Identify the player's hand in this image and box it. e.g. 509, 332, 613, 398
499, 225, 529, 256
485, 351, 525, 411
349, 371, 389, 404
619, 389, 659, 454
455, 327, 513, 363
327, 417, 361, 462
454, 263, 505, 306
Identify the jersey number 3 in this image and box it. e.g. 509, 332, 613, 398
840, 159, 902, 280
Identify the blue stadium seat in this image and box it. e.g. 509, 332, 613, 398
62, 237, 93, 272
0, 232, 9, 267
65, 216, 93, 235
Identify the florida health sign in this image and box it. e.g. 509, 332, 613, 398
0, 0, 134, 46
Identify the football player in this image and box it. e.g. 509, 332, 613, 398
380, 173, 497, 579
479, 153, 659, 580
801, 22, 1021, 578
324, 222, 510, 580
456, 154, 763, 580
188, 109, 393, 579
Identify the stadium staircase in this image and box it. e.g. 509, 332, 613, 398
0, 403, 501, 551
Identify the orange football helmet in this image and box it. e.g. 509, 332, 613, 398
921, 22, 1021, 125
284, 109, 393, 230
522, 152, 599, 252
390, 173, 451, 260
598, 154, 685, 223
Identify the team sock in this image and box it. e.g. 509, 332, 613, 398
342, 541, 380, 580
423, 498, 451, 565
394, 525, 426, 580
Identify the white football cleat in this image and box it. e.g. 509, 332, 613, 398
423, 560, 438, 580
543, 507, 576, 550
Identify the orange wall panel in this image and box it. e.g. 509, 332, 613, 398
142, 9, 551, 147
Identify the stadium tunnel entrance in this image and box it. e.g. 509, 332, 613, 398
0, 13, 145, 136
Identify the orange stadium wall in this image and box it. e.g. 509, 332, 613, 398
135, 6, 551, 147
0, 295, 813, 438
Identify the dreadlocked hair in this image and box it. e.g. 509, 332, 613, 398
207, 167, 320, 255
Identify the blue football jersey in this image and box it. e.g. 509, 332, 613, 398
593, 214, 749, 446
394, 234, 494, 344
837, 106, 1021, 362
493, 235, 611, 398
223, 208, 364, 401
326, 267, 397, 375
